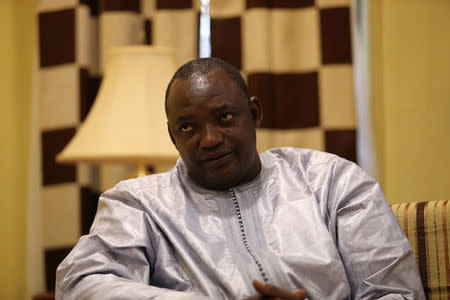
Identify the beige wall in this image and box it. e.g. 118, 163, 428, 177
0, 0, 36, 299
371, 0, 450, 204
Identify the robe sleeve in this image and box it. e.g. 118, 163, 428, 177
329, 160, 425, 299
55, 183, 210, 300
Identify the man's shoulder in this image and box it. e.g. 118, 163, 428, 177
260, 147, 365, 182
109, 164, 180, 195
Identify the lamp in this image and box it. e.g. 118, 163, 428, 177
56, 46, 179, 176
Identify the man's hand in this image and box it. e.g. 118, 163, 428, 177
244, 280, 307, 300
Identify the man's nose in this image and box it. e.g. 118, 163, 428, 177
199, 125, 223, 149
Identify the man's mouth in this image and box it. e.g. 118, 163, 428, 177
202, 151, 233, 162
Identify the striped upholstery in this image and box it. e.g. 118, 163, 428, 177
391, 200, 450, 300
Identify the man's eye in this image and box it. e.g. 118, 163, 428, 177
180, 124, 193, 133
220, 113, 233, 121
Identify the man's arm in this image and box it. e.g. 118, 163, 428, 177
55, 184, 210, 300
329, 160, 425, 299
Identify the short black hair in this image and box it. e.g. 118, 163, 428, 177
165, 57, 249, 114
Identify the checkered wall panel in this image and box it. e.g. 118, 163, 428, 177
37, 0, 199, 291
38, 1, 101, 291
211, 0, 357, 162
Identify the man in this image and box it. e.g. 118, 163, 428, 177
56, 58, 425, 299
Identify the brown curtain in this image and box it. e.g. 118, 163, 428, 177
210, 0, 357, 161
37, 0, 199, 292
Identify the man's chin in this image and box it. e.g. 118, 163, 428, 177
192, 160, 261, 190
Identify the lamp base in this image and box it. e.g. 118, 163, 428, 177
137, 162, 150, 177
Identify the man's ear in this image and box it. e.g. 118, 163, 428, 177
167, 122, 176, 146
249, 96, 263, 128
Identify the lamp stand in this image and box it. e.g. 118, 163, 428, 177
136, 161, 151, 177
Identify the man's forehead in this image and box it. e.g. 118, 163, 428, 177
186, 72, 213, 90
174, 67, 228, 89
167, 70, 246, 117
169, 69, 238, 101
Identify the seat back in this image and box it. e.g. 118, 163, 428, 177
391, 200, 449, 300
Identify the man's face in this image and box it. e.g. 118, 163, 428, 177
166, 68, 262, 190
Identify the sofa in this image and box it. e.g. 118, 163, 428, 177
34, 200, 449, 300
391, 200, 449, 299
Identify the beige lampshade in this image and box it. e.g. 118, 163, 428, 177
57, 46, 179, 165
